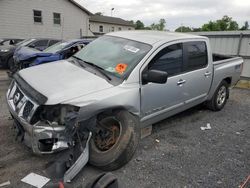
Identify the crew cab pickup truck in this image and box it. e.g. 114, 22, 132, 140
6, 31, 243, 173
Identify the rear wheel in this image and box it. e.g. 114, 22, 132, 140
89, 110, 140, 171
206, 80, 229, 111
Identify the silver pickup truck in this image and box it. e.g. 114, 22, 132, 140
6, 31, 243, 173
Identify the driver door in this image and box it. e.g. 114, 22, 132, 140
141, 43, 186, 122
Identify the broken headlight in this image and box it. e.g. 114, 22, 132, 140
31, 105, 79, 125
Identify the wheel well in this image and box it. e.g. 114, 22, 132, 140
96, 107, 138, 121
223, 77, 232, 85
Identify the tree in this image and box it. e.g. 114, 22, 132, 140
201, 21, 219, 31
240, 21, 249, 30
175, 26, 192, 32
150, 23, 158, 30
228, 20, 239, 30
201, 15, 239, 31
135, 20, 145, 29
158, 19, 166, 31
150, 19, 166, 31
192, 28, 202, 32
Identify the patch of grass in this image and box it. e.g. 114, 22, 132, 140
235, 80, 250, 89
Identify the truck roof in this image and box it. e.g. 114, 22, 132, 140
107, 30, 207, 46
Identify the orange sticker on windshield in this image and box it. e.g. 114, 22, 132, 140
115, 63, 128, 74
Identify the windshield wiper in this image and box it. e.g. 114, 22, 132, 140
83, 60, 112, 81
72, 56, 85, 65
72, 56, 111, 81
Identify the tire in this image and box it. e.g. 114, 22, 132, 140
89, 110, 140, 171
206, 80, 229, 111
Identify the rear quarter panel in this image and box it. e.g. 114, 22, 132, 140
208, 57, 243, 100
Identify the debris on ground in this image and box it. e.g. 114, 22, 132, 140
0, 181, 11, 187
200, 123, 211, 131
155, 139, 160, 143
136, 157, 143, 162
21, 173, 50, 188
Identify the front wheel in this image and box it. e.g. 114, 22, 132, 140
89, 110, 140, 171
206, 80, 229, 111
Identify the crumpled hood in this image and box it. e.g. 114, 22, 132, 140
15, 46, 53, 61
18, 60, 114, 104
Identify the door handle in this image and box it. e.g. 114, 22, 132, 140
204, 71, 212, 77
177, 79, 186, 85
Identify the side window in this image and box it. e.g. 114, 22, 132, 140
49, 40, 59, 46
184, 41, 208, 71
30, 40, 48, 47
149, 43, 183, 76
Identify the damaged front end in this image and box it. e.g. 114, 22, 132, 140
7, 80, 95, 182
31, 105, 81, 154
6, 80, 84, 155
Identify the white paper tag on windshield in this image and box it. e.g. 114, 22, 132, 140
124, 45, 140, 53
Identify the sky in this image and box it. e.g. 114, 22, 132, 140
76, 0, 250, 31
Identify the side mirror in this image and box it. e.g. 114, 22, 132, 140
142, 69, 168, 84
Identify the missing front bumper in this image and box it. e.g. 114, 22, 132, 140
12, 116, 70, 154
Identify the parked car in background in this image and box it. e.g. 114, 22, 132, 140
0, 38, 24, 46
0, 38, 61, 70
11, 39, 93, 73
6, 31, 243, 176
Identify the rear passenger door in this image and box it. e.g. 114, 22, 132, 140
182, 41, 213, 105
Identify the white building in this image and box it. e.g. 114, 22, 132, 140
0, 0, 92, 40
89, 15, 135, 36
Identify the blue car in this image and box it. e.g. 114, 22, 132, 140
12, 39, 93, 73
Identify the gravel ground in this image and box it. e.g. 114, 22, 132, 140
0, 70, 249, 188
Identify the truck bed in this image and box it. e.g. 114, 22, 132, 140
212, 54, 233, 62
208, 54, 243, 100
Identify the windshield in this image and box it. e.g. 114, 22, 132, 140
44, 41, 68, 53
73, 36, 151, 78
16, 38, 36, 46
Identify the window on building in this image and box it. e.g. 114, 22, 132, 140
33, 10, 42, 23
53, 12, 61, 25
111, 27, 115, 32
149, 43, 183, 76
184, 41, 208, 71
99, 25, 103, 32
118, 27, 122, 31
